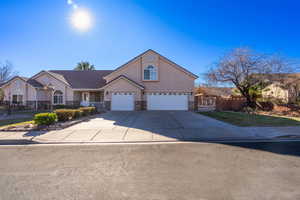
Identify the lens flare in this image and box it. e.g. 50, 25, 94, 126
71, 9, 92, 31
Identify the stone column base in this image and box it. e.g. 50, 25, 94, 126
135, 101, 142, 111
188, 101, 195, 111
104, 101, 111, 111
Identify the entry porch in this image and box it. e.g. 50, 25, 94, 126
74, 90, 105, 110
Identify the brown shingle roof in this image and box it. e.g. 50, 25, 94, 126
26, 79, 44, 88
49, 70, 114, 89
0, 76, 44, 88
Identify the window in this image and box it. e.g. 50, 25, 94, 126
53, 90, 63, 104
143, 65, 157, 80
12, 95, 23, 104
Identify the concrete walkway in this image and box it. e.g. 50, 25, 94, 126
1, 111, 300, 144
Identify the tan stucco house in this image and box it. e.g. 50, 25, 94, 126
261, 73, 300, 103
0, 50, 198, 111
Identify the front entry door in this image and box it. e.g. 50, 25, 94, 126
81, 92, 90, 106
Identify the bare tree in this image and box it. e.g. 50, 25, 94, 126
206, 48, 295, 108
0, 61, 18, 83
0, 89, 4, 102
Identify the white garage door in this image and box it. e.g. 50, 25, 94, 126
111, 93, 134, 111
147, 94, 188, 110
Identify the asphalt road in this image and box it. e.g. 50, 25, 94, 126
1, 142, 300, 200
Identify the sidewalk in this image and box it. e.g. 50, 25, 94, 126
1, 125, 300, 144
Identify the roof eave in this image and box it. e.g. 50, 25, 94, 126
72, 88, 104, 91
101, 75, 145, 90
31, 70, 72, 87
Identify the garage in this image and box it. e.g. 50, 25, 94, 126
147, 93, 188, 110
111, 93, 134, 111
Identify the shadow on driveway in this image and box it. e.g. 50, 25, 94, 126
15, 111, 300, 157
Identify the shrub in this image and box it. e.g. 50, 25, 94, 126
79, 107, 96, 116
53, 107, 96, 121
34, 113, 57, 126
257, 101, 274, 111
73, 109, 83, 118
54, 109, 76, 121
242, 106, 256, 114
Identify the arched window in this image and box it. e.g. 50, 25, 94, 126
53, 90, 63, 104
143, 65, 157, 80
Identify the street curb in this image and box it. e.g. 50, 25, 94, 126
0, 139, 39, 145
1, 137, 300, 145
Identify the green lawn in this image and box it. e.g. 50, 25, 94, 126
0, 118, 34, 128
198, 111, 300, 127
0, 110, 48, 128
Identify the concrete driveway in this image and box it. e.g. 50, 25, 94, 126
34, 111, 254, 143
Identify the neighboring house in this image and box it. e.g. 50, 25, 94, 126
261, 73, 300, 103
0, 49, 198, 111
262, 82, 298, 103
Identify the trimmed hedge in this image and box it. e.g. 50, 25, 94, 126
54, 107, 96, 122
34, 113, 57, 126
54, 109, 76, 121
79, 107, 96, 116
74, 109, 83, 119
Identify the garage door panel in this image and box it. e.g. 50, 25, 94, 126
147, 94, 188, 110
111, 94, 134, 111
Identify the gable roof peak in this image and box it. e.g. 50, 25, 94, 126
104, 49, 198, 79
0, 75, 44, 88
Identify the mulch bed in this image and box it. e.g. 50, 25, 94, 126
258, 105, 300, 118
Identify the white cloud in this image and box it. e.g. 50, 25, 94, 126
67, 0, 73, 5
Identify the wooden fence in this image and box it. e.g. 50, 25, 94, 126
195, 96, 246, 111
215, 97, 246, 111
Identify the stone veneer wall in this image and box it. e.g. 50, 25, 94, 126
26, 101, 37, 110
194, 99, 198, 111
141, 101, 147, 110
104, 101, 111, 111
135, 101, 142, 111
26, 101, 51, 110
188, 101, 195, 111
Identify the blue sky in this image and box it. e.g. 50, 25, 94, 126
1, 0, 300, 82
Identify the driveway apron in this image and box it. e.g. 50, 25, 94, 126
32, 111, 255, 142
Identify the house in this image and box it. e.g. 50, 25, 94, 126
0, 49, 198, 111
261, 73, 300, 103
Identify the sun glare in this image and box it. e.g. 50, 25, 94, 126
71, 9, 92, 31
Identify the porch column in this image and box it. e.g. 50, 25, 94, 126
65, 86, 67, 105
